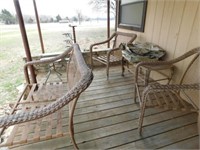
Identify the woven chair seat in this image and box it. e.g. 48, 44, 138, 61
143, 83, 200, 110
3, 105, 67, 147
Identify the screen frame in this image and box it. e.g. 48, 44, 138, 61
118, 0, 148, 32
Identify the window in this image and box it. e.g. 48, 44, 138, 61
118, 0, 148, 32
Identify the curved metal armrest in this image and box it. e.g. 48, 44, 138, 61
135, 60, 174, 84
135, 47, 200, 84
145, 83, 200, 91
107, 47, 120, 55
89, 32, 116, 52
24, 47, 72, 84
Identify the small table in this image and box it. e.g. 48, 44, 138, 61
121, 42, 175, 103
121, 42, 174, 85
122, 42, 166, 63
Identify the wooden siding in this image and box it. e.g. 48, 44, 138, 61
118, 0, 200, 107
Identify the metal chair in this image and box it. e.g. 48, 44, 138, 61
90, 31, 137, 79
135, 47, 200, 134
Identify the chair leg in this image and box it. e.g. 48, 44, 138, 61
44, 70, 51, 84
138, 94, 148, 135
121, 57, 125, 76
55, 72, 62, 82
69, 120, 79, 149
69, 101, 79, 149
54, 66, 62, 82
69, 114, 79, 150
198, 112, 200, 135
134, 84, 141, 104
106, 62, 110, 80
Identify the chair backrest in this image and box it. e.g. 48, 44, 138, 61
173, 47, 200, 85
66, 44, 93, 118
0, 44, 93, 128
112, 31, 137, 49
178, 47, 200, 108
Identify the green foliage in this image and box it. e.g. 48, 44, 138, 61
0, 9, 16, 24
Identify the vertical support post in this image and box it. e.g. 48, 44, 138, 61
13, 0, 37, 84
115, 0, 119, 31
72, 25, 77, 43
69, 24, 77, 43
107, 0, 110, 48
33, 0, 45, 53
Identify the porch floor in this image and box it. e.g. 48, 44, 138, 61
10, 66, 199, 149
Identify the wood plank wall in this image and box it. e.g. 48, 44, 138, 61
118, 0, 200, 107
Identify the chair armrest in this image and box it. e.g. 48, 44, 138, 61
24, 47, 72, 84
135, 60, 174, 84
135, 47, 200, 74
145, 83, 200, 91
89, 32, 116, 52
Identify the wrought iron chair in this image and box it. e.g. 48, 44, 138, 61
90, 31, 137, 79
0, 44, 93, 149
135, 47, 200, 134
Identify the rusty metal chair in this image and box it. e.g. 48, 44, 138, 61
90, 31, 137, 79
135, 47, 200, 134
0, 44, 93, 149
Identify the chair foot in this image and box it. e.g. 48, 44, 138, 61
138, 125, 143, 135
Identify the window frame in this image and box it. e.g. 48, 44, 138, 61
118, 0, 148, 32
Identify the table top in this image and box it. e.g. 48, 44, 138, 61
122, 42, 166, 63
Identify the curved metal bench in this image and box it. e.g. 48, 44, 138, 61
0, 44, 93, 149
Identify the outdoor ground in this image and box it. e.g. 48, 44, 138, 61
0, 20, 114, 107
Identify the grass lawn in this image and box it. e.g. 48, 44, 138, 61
0, 21, 114, 105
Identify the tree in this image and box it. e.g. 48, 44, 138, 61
0, 9, 16, 24
76, 9, 83, 25
50, 17, 54, 23
56, 14, 62, 22
89, 0, 117, 30
71, 16, 78, 22
89, 0, 116, 16
27, 17, 34, 24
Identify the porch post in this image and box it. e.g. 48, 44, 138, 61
107, 0, 110, 48
13, 0, 37, 84
115, 0, 119, 31
69, 24, 77, 43
33, 0, 45, 54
